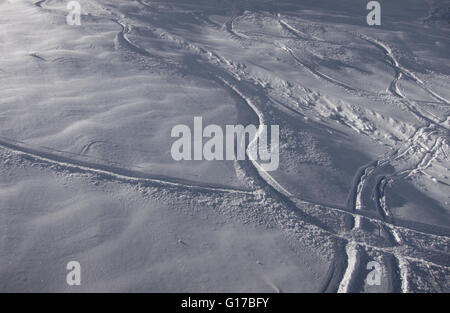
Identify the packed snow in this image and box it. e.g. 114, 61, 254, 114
0, 0, 449, 292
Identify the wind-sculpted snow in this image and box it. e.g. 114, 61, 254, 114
0, 0, 448, 292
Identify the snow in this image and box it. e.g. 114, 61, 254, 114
0, 0, 449, 292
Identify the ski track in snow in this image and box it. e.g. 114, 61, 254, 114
268, 12, 449, 292
340, 33, 450, 292
1, 0, 445, 292
0, 136, 254, 195
337, 241, 359, 293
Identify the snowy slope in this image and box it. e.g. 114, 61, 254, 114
0, 0, 449, 292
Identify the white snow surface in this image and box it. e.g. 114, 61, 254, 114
0, 0, 449, 292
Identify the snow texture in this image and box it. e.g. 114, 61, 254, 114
0, 0, 449, 292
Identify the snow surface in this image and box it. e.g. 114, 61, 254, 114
0, 0, 449, 292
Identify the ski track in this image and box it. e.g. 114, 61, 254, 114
278, 16, 324, 42
0, 137, 254, 195
340, 34, 450, 292
277, 23, 450, 293
337, 241, 359, 293
8, 0, 446, 293
224, 15, 249, 41
281, 45, 360, 94
361, 34, 450, 129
